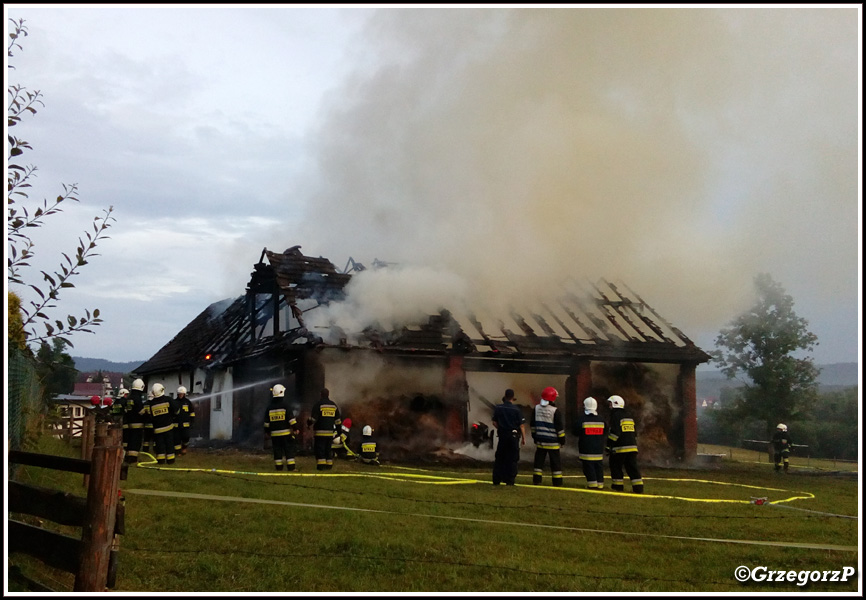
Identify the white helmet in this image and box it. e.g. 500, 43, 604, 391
271, 384, 286, 398
583, 397, 598, 414
777, 423, 787, 432
131, 378, 145, 391
363, 425, 373, 436
607, 395, 625, 409
177, 386, 187, 395
151, 383, 165, 398
118, 388, 129, 396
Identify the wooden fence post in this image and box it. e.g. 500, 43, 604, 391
74, 424, 123, 592
81, 412, 95, 487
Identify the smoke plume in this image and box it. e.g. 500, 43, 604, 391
286, 8, 858, 350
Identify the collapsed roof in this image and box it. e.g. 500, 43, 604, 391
134, 245, 709, 376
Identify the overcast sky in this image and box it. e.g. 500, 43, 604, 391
5, 5, 861, 368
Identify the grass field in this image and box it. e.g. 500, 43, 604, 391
8, 437, 861, 593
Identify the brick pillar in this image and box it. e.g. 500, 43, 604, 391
568, 359, 593, 433
679, 363, 698, 462
444, 355, 469, 443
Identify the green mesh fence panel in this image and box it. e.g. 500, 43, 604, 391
7, 346, 43, 451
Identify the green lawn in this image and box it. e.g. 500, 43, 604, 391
8, 438, 860, 593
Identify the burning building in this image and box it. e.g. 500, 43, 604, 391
133, 245, 710, 463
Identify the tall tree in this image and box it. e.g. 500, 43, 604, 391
7, 17, 115, 350
35, 338, 78, 397
711, 273, 820, 435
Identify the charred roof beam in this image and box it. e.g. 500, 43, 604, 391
467, 314, 505, 354
590, 281, 644, 343
606, 280, 676, 344
615, 280, 693, 346
563, 290, 615, 340
556, 299, 608, 343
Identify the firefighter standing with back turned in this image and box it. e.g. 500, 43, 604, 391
491, 388, 526, 486
175, 386, 195, 455
111, 388, 127, 424
123, 379, 147, 463
308, 388, 341, 471
530, 386, 566, 486
143, 383, 180, 465
606, 395, 644, 493
264, 384, 300, 471
772, 423, 792, 473
574, 396, 606, 489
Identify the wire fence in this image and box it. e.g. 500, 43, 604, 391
7, 345, 44, 452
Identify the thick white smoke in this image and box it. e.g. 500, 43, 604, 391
281, 8, 858, 348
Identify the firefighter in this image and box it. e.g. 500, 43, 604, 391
772, 423, 792, 473
530, 386, 566, 486
111, 389, 127, 424
136, 379, 156, 455
573, 396, 606, 489
143, 383, 179, 465
358, 425, 380, 466
606, 395, 643, 493
123, 379, 146, 463
264, 384, 300, 471
90, 395, 113, 423
332, 417, 354, 459
175, 386, 195, 455
307, 388, 341, 470
470, 422, 492, 449
491, 388, 526, 486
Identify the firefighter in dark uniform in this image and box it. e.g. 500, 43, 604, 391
530, 386, 566, 486
171, 388, 183, 458
573, 396, 606, 489
772, 423, 792, 473
111, 389, 127, 424
308, 388, 341, 471
358, 425, 380, 466
123, 379, 147, 463
606, 395, 643, 493
491, 388, 526, 486
175, 386, 195, 455
142, 383, 180, 465
264, 384, 300, 471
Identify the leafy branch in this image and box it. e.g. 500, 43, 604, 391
6, 16, 116, 349
19, 205, 116, 346
7, 16, 28, 59
8, 182, 80, 283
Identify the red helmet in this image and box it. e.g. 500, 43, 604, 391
90, 395, 101, 406
541, 386, 558, 402
103, 397, 113, 407
342, 418, 352, 429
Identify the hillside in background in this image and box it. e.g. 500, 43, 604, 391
72, 357, 145, 374
697, 362, 858, 399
